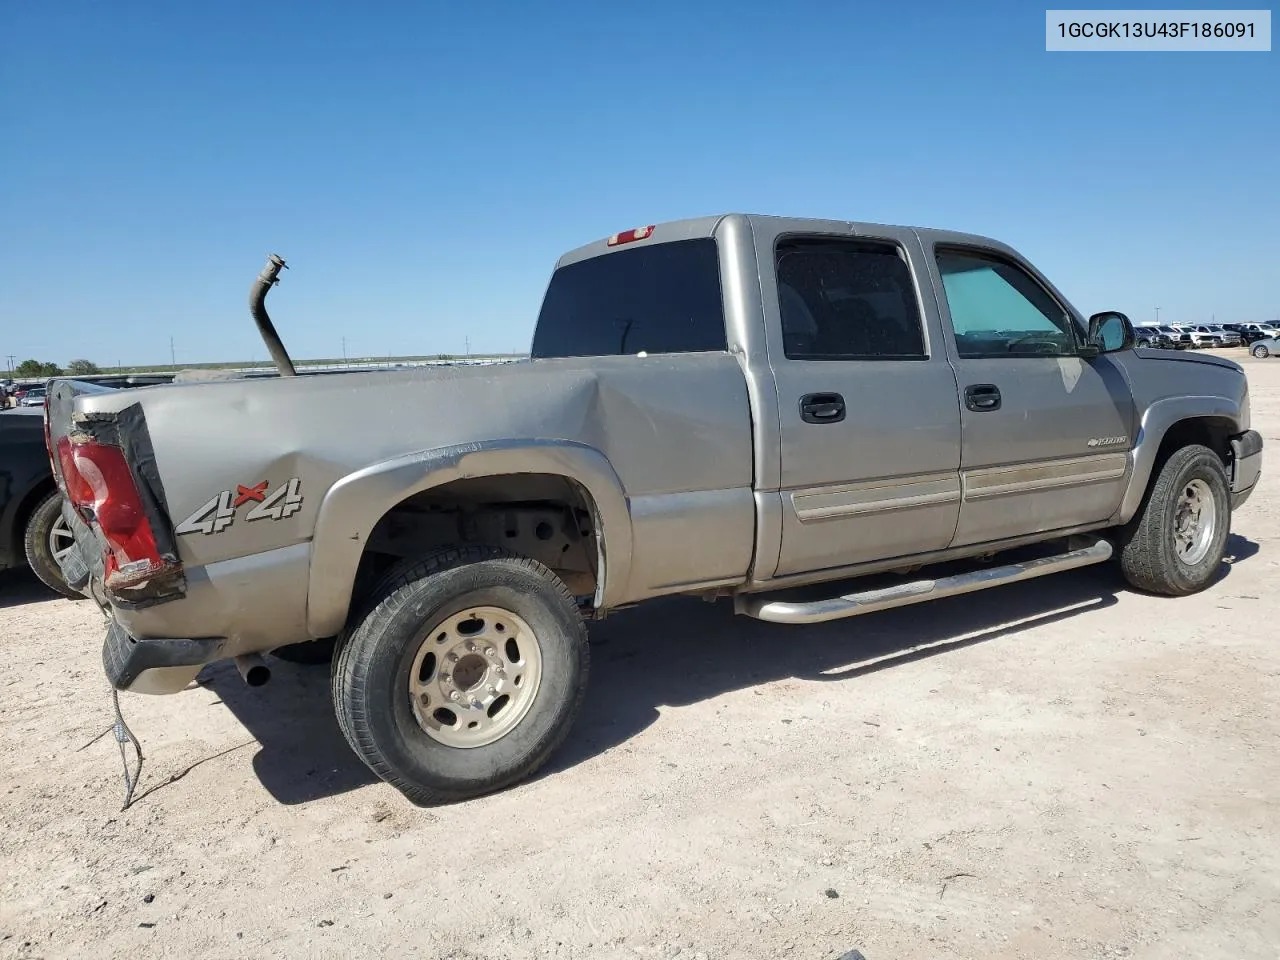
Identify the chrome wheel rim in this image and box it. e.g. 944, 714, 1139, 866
1173, 478, 1216, 566
1256, 346, 1269, 358
48, 514, 76, 566
408, 606, 543, 748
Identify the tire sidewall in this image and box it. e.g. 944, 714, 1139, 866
349, 559, 587, 796
1158, 451, 1231, 592
24, 490, 78, 598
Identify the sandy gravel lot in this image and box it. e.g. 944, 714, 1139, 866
2, 350, 1278, 960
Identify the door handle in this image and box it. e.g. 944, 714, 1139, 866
964, 384, 1002, 412
800, 392, 846, 424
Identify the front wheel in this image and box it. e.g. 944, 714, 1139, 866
1253, 344, 1270, 359
1119, 444, 1230, 596
331, 545, 589, 805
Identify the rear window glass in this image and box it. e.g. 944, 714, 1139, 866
531, 239, 726, 358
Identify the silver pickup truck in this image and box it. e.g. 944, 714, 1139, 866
47, 213, 1263, 805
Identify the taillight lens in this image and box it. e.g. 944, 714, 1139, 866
56, 436, 95, 505
62, 438, 168, 589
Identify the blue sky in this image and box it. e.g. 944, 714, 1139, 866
2, 1, 1276, 368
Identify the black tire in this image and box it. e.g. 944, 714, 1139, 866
23, 491, 83, 600
1119, 444, 1230, 596
331, 544, 589, 805
1253, 344, 1269, 359
270, 636, 337, 665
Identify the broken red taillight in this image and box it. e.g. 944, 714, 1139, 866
606, 225, 655, 247
59, 436, 172, 589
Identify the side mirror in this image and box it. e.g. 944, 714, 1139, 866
1085, 311, 1134, 356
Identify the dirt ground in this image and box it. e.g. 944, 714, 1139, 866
2, 350, 1278, 960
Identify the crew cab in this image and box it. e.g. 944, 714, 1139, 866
47, 214, 1263, 805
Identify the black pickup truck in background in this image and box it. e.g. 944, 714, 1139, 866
1, 374, 174, 597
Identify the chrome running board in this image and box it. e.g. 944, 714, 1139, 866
737, 538, 1113, 625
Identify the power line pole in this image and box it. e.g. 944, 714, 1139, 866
465, 336, 470, 357
341, 336, 347, 366
5, 354, 13, 375
1154, 306, 1161, 325
169, 337, 176, 371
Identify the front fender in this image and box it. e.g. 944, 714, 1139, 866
1114, 394, 1245, 525
305, 439, 632, 638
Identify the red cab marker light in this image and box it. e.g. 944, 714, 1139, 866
607, 225, 655, 247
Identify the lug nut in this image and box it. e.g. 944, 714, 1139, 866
448, 691, 459, 702
440, 672, 451, 683
465, 641, 476, 652
487, 685, 497, 695
447, 652, 458, 662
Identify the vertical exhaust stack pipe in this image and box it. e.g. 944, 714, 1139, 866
249, 254, 298, 377
235, 653, 271, 687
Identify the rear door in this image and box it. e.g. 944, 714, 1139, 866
756, 222, 964, 578
921, 240, 1136, 546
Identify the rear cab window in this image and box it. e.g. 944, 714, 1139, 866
531, 239, 726, 359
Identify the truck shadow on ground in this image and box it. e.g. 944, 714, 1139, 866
0, 569, 71, 610
203, 534, 1258, 805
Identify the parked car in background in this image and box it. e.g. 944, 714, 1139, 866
1208, 325, 1242, 347
1159, 326, 1193, 349
19, 387, 47, 407
1184, 325, 1225, 349
0, 407, 80, 598
1135, 327, 1172, 349
1250, 337, 1280, 359
1229, 323, 1280, 344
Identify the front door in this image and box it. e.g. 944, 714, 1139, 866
925, 244, 1136, 547
766, 230, 964, 577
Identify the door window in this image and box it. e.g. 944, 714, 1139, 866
935, 249, 1078, 358
775, 238, 927, 360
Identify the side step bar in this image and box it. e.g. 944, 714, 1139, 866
736, 538, 1113, 625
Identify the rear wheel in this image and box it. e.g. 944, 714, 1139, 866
331, 545, 589, 805
1119, 444, 1230, 596
23, 491, 83, 600
1253, 344, 1270, 358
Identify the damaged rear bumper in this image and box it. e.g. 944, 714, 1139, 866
61, 501, 223, 695
103, 619, 226, 695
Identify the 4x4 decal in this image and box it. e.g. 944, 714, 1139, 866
175, 478, 303, 536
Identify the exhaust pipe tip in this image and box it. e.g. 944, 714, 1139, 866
234, 653, 271, 687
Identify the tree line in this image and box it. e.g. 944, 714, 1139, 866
9, 359, 101, 378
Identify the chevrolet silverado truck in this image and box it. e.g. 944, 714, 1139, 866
46, 214, 1263, 805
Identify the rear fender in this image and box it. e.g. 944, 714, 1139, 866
306, 438, 632, 638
